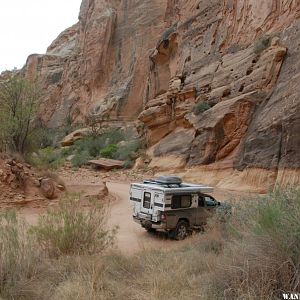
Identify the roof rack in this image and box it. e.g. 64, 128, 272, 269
155, 176, 182, 185
143, 176, 183, 188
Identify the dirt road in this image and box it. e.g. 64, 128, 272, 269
106, 182, 179, 255
20, 170, 254, 255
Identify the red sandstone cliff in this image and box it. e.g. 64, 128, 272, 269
23, 0, 300, 191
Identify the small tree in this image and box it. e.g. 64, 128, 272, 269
85, 113, 109, 137
0, 75, 42, 153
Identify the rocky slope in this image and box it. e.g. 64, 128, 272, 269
23, 0, 300, 191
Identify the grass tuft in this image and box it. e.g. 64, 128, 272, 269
31, 194, 116, 257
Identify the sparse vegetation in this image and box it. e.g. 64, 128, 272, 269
64, 129, 143, 168
0, 75, 43, 154
0, 211, 41, 299
30, 146, 65, 170
193, 102, 211, 115
212, 187, 300, 299
254, 34, 271, 54
1, 188, 299, 299
31, 194, 116, 257
71, 150, 91, 168
27, 127, 143, 170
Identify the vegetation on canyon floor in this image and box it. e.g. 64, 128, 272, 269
0, 75, 143, 171
0, 188, 299, 299
30, 129, 143, 170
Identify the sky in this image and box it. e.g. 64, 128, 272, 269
0, 0, 82, 72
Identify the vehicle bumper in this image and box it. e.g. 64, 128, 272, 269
133, 216, 166, 229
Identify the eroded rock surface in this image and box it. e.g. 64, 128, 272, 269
22, 0, 300, 190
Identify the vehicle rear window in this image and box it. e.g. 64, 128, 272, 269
143, 192, 151, 209
171, 195, 191, 209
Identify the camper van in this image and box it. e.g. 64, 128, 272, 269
129, 176, 223, 240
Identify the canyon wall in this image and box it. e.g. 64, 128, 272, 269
23, 0, 300, 191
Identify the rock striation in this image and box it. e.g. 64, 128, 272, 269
22, 0, 300, 191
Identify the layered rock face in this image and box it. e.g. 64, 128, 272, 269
24, 0, 168, 127
140, 0, 300, 191
24, 0, 300, 191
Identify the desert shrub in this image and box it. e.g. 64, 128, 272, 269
72, 136, 104, 157
71, 150, 91, 168
114, 140, 142, 161
31, 194, 116, 257
192, 102, 211, 115
123, 160, 134, 169
63, 129, 133, 168
211, 187, 300, 299
0, 211, 41, 298
100, 144, 118, 158
70, 128, 124, 158
101, 129, 125, 145
254, 35, 271, 54
30, 147, 65, 169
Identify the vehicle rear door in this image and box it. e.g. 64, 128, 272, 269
140, 189, 153, 216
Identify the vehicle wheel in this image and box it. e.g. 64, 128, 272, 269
174, 221, 189, 240
146, 227, 156, 233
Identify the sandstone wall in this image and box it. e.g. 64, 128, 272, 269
24, 0, 168, 127
23, 0, 300, 190
140, 0, 300, 190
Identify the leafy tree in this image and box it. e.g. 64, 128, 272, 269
0, 75, 42, 153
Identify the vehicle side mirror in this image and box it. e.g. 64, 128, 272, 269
217, 202, 221, 206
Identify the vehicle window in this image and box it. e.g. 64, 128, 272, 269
171, 195, 191, 209
205, 196, 216, 207
198, 196, 205, 207
143, 192, 151, 209
181, 195, 191, 207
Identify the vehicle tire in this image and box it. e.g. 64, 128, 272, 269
173, 221, 189, 240
146, 227, 156, 233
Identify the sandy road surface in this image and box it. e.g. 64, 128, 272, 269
106, 182, 180, 255
21, 177, 254, 255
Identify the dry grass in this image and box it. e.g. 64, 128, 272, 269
0, 188, 299, 299
0, 211, 42, 299
31, 194, 117, 257
211, 187, 300, 299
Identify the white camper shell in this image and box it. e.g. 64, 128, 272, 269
130, 176, 214, 226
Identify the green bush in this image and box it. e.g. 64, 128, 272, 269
71, 150, 91, 168
30, 147, 65, 169
254, 35, 271, 54
31, 194, 116, 257
100, 144, 118, 159
114, 140, 142, 161
192, 102, 211, 115
123, 160, 135, 169
69, 130, 125, 159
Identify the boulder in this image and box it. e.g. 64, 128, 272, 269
40, 178, 56, 199
88, 158, 124, 170
60, 128, 91, 147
